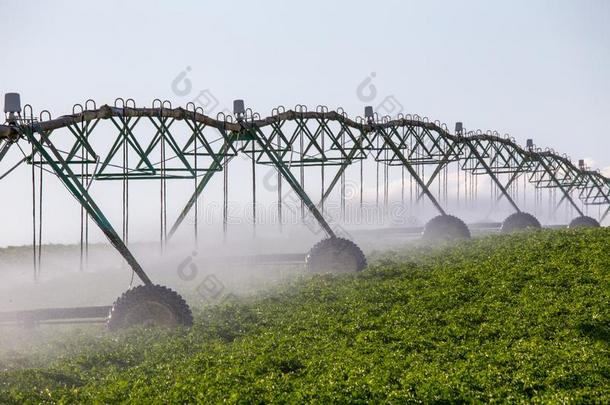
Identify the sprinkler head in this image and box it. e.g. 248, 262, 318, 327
455, 122, 463, 135
4, 93, 21, 124
233, 99, 245, 120
364, 106, 374, 122
4, 93, 21, 114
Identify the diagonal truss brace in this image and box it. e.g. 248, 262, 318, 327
26, 126, 152, 285
374, 126, 446, 215
535, 157, 584, 217
460, 139, 521, 212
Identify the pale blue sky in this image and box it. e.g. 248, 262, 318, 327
1, 0, 609, 245
2, 0, 609, 163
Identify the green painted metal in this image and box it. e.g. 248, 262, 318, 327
167, 132, 238, 238
24, 125, 152, 285
461, 139, 521, 212
250, 123, 337, 237
2, 101, 610, 284
372, 125, 446, 215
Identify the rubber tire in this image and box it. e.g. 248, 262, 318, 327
422, 215, 471, 242
501, 212, 541, 233
107, 284, 193, 331
568, 216, 600, 228
306, 237, 367, 274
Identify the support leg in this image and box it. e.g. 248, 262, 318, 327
167, 140, 235, 239
537, 159, 584, 217
253, 127, 336, 238
376, 128, 446, 215
28, 128, 152, 285
463, 143, 521, 213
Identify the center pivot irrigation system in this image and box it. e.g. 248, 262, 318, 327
1, 93, 608, 329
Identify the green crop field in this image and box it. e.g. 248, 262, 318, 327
1, 229, 610, 403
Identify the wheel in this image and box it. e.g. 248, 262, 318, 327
422, 215, 471, 242
501, 212, 541, 233
569, 216, 600, 228
306, 237, 367, 273
107, 284, 193, 331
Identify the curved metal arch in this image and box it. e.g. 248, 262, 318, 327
1, 102, 609, 228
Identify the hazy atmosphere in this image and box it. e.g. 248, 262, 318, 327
1, 0, 609, 245
1, 1, 610, 402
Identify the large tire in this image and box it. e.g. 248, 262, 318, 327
501, 212, 541, 233
422, 215, 471, 242
569, 216, 600, 228
107, 284, 193, 331
306, 237, 367, 274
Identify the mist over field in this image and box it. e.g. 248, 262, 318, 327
0, 229, 609, 402
0, 214, 434, 360
2, 0, 610, 402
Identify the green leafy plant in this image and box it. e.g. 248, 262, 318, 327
1, 229, 609, 403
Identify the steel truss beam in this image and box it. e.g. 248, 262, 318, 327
25, 125, 152, 285
2, 102, 610, 285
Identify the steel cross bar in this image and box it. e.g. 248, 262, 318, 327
551, 160, 586, 215
418, 127, 447, 159
0, 139, 12, 162
462, 139, 521, 212
138, 116, 176, 168
594, 175, 610, 219
0, 156, 27, 180
415, 142, 464, 203
580, 177, 598, 201
98, 116, 153, 176
536, 156, 584, 216
26, 126, 152, 285
0, 137, 26, 181
403, 126, 451, 163
579, 172, 610, 214
494, 159, 528, 204
323, 119, 363, 158
312, 118, 341, 163
374, 126, 446, 215
145, 116, 196, 176
298, 118, 326, 160
251, 124, 336, 238
182, 120, 223, 168
66, 119, 99, 162
485, 141, 522, 174
401, 127, 432, 161
167, 132, 237, 239
557, 169, 587, 206
601, 205, 610, 222
553, 184, 581, 216
318, 130, 367, 207
256, 121, 291, 163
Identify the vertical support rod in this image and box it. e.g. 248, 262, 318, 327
27, 127, 152, 285
376, 127, 446, 215
252, 126, 336, 238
